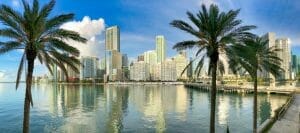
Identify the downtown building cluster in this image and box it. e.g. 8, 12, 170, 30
258, 32, 293, 81
48, 26, 128, 82
46, 30, 297, 83
47, 26, 188, 82
130, 36, 188, 81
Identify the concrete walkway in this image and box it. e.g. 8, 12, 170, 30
270, 94, 300, 133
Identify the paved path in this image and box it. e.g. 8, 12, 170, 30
270, 94, 300, 133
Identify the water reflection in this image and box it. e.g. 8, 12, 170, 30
0, 83, 289, 133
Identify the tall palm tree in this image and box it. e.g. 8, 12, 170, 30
170, 4, 256, 133
227, 36, 282, 133
0, 0, 87, 132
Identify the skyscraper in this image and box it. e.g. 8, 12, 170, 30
130, 61, 150, 81
173, 51, 188, 80
105, 26, 123, 81
275, 38, 291, 80
122, 54, 128, 67
144, 50, 157, 65
105, 26, 120, 52
260, 32, 276, 80
261, 32, 292, 80
80, 56, 98, 79
144, 50, 157, 80
138, 54, 144, 62
161, 59, 177, 81
292, 54, 298, 79
156, 35, 166, 63
105, 50, 122, 81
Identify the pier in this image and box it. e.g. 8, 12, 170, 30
184, 83, 296, 94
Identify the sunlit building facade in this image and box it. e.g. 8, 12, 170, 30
105, 26, 120, 52
161, 59, 177, 81
275, 38, 291, 80
80, 56, 98, 79
144, 50, 157, 80
173, 51, 188, 80
130, 61, 150, 81
105, 26, 123, 81
156, 35, 166, 63
260, 32, 292, 81
106, 50, 122, 81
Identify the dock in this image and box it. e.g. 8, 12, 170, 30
184, 83, 295, 94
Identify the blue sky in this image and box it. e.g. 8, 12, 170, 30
1, 0, 300, 81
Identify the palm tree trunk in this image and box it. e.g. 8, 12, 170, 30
253, 74, 258, 133
210, 62, 217, 133
23, 58, 34, 133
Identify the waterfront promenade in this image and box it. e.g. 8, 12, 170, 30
184, 83, 296, 94
269, 94, 300, 133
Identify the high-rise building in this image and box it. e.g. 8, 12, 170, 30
106, 50, 122, 81
130, 61, 150, 81
260, 32, 292, 81
153, 63, 162, 81
275, 38, 291, 80
297, 56, 300, 75
105, 26, 120, 52
173, 51, 188, 80
161, 59, 177, 81
80, 56, 98, 79
138, 54, 144, 62
156, 35, 166, 63
122, 54, 128, 67
144, 50, 157, 65
292, 54, 298, 79
259, 32, 276, 80
144, 50, 157, 80
98, 58, 106, 79
105, 26, 123, 81
122, 54, 129, 80
66, 64, 80, 81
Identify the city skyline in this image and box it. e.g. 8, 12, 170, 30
0, 1, 299, 132
2, 0, 300, 81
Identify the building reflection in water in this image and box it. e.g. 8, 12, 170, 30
29, 84, 289, 133
217, 94, 230, 125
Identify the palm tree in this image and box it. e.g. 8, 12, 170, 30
0, 0, 87, 132
170, 4, 256, 133
227, 36, 282, 133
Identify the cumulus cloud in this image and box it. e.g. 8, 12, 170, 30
60, 16, 105, 58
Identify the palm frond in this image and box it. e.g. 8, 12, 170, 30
0, 41, 22, 54
45, 13, 74, 30
170, 20, 199, 37
38, 0, 55, 20
46, 29, 87, 43
0, 28, 23, 39
44, 38, 80, 56
173, 40, 199, 51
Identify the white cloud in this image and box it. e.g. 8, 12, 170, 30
60, 16, 105, 58
12, 0, 20, 8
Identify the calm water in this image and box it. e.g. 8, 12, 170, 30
0, 83, 288, 133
